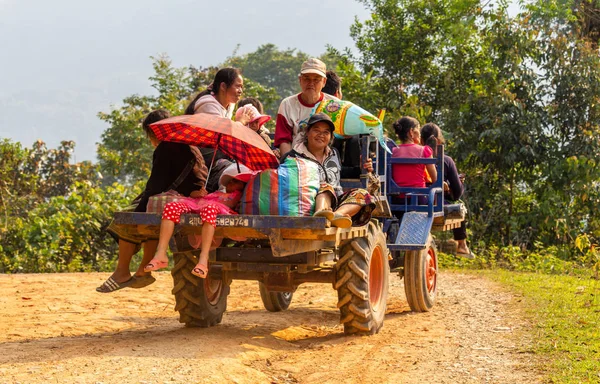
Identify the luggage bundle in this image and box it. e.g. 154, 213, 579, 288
240, 157, 319, 216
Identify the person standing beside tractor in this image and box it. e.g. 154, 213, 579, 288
274, 58, 339, 158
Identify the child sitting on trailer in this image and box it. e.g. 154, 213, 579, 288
143, 164, 255, 278
391, 116, 438, 189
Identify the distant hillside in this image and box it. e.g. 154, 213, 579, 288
0, 74, 152, 162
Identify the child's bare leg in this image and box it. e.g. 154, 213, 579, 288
199, 221, 214, 267
192, 222, 215, 278
192, 206, 219, 278
154, 219, 175, 262
146, 201, 191, 271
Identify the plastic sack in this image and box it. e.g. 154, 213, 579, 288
240, 157, 319, 216
316, 99, 391, 153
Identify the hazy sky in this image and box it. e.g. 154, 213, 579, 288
0, 0, 370, 161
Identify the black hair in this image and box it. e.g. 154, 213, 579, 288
185, 67, 242, 115
392, 116, 420, 142
420, 123, 446, 145
322, 70, 342, 96
238, 97, 264, 114
142, 109, 171, 138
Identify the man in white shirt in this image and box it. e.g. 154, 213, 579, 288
274, 58, 338, 157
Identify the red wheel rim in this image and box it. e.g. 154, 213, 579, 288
204, 274, 222, 305
369, 245, 384, 311
425, 247, 437, 293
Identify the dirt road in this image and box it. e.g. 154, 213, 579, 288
0, 271, 541, 383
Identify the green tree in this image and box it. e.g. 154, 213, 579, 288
349, 0, 600, 254
527, 0, 600, 244
0, 139, 116, 273
225, 44, 309, 115
97, 55, 190, 185
0, 182, 133, 273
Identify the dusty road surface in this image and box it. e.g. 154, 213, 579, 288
0, 271, 542, 383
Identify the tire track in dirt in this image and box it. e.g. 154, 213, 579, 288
0, 272, 541, 383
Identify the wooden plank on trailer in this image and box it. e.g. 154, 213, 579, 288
432, 218, 463, 232
268, 228, 334, 257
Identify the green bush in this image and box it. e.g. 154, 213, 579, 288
0, 182, 138, 273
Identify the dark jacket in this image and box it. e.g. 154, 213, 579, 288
444, 155, 464, 202
135, 142, 202, 212
283, 144, 343, 197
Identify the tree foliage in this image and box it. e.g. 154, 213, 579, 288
349, 0, 600, 252
0, 139, 131, 273
5, 2, 600, 272
224, 44, 308, 115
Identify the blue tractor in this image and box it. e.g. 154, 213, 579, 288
112, 136, 465, 335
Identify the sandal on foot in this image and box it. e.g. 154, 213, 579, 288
313, 209, 334, 221
191, 264, 208, 279
330, 213, 352, 228
130, 274, 156, 289
143, 259, 169, 272
456, 250, 476, 260
96, 276, 134, 293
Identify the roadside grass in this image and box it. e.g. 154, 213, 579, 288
439, 253, 600, 383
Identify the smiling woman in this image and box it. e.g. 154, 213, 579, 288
182, 67, 252, 193
282, 113, 376, 228
184, 67, 245, 120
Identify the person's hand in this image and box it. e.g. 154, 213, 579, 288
273, 148, 281, 159
237, 108, 253, 126
459, 173, 466, 182
443, 181, 450, 192
190, 188, 208, 198
363, 158, 374, 173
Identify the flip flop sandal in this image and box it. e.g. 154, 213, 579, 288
96, 276, 134, 293
313, 209, 334, 221
191, 264, 208, 279
130, 274, 156, 289
143, 259, 169, 272
330, 213, 352, 228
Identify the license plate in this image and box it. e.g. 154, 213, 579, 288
217, 217, 250, 227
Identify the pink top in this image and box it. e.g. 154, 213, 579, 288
391, 144, 433, 188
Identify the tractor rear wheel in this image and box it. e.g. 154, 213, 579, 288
171, 251, 229, 327
335, 221, 390, 335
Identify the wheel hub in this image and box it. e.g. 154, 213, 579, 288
369, 245, 384, 311
204, 275, 223, 305
425, 248, 437, 292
